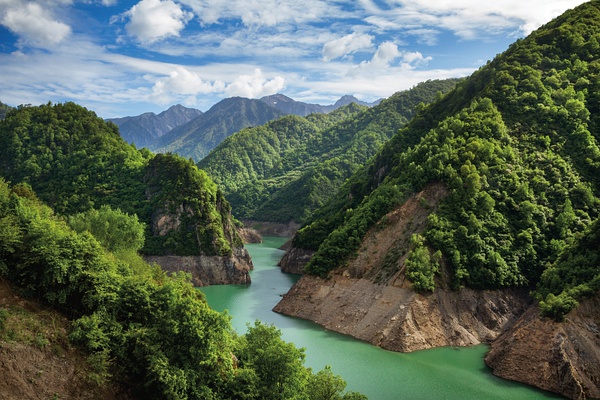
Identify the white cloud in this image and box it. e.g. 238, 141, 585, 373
124, 0, 193, 43
0, 0, 71, 48
225, 69, 286, 98
362, 0, 588, 41
179, 0, 341, 26
322, 32, 373, 62
400, 51, 432, 69
151, 66, 225, 104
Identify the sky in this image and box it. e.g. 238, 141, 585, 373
0, 0, 589, 118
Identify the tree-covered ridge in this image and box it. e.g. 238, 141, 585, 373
294, 1, 600, 297
199, 79, 460, 223
0, 179, 366, 399
0, 102, 240, 257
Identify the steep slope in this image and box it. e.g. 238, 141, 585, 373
108, 104, 202, 148
0, 102, 251, 285
152, 97, 285, 161
199, 79, 459, 224
276, 2, 600, 398
0, 280, 129, 399
0, 181, 358, 399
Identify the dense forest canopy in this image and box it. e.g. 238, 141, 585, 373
293, 1, 600, 317
0, 179, 366, 399
0, 102, 240, 257
199, 79, 460, 223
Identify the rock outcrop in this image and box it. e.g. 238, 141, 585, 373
278, 247, 315, 274
242, 220, 300, 237
274, 181, 600, 397
144, 247, 253, 286
274, 274, 529, 352
237, 227, 263, 244
486, 296, 600, 400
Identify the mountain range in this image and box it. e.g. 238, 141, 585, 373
108, 94, 381, 161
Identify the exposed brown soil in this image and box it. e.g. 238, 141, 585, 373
0, 279, 130, 400
274, 182, 600, 399
486, 296, 600, 400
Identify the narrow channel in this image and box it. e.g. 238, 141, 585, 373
200, 237, 561, 400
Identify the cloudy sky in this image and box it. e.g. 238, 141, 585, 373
0, 0, 588, 118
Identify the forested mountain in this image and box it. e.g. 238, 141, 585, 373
199, 79, 460, 223
273, 4, 600, 397
0, 102, 241, 259
0, 178, 365, 399
151, 97, 286, 161
291, 1, 600, 313
260, 93, 381, 116
108, 104, 202, 148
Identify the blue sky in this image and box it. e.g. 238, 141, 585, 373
0, 0, 588, 118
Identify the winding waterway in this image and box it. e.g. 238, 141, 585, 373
200, 237, 562, 399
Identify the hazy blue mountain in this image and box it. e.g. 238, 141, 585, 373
108, 104, 203, 148
151, 97, 286, 161
260, 93, 381, 116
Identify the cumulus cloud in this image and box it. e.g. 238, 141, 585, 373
322, 32, 373, 62
152, 66, 225, 104
400, 51, 432, 69
348, 43, 433, 77
0, 0, 71, 48
124, 0, 193, 43
225, 69, 286, 98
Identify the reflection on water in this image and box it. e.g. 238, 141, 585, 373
200, 237, 561, 400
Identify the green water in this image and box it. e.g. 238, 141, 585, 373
200, 237, 562, 400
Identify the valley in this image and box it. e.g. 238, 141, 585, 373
1, 2, 600, 399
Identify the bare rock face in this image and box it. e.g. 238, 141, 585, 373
237, 227, 263, 244
144, 247, 253, 286
278, 247, 315, 274
485, 296, 600, 400
274, 274, 530, 352
242, 220, 300, 237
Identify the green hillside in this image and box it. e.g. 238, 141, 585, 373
199, 79, 460, 223
0, 102, 239, 257
293, 1, 600, 312
0, 179, 365, 399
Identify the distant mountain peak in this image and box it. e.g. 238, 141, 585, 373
108, 104, 202, 148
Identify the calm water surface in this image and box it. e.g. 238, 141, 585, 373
200, 237, 562, 400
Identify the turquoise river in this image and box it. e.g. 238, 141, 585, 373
200, 237, 562, 400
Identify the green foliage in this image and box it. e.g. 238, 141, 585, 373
68, 205, 145, 253
235, 321, 309, 399
405, 235, 439, 292
295, 1, 600, 297
0, 102, 243, 258
143, 153, 240, 256
536, 217, 600, 320
0, 180, 364, 399
199, 79, 459, 223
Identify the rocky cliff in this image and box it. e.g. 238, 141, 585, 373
274, 274, 530, 352
278, 247, 315, 274
274, 182, 600, 398
144, 247, 252, 286
486, 296, 600, 400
